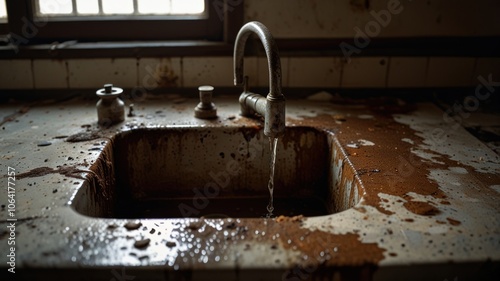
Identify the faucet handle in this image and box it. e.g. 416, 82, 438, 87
194, 85, 217, 119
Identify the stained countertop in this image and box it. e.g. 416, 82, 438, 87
0, 94, 499, 280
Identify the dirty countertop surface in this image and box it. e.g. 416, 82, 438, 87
0, 94, 499, 280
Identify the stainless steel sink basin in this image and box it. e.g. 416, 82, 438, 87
71, 126, 362, 218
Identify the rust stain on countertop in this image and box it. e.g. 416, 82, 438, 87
286, 102, 500, 219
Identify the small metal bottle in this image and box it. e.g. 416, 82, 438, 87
96, 84, 125, 126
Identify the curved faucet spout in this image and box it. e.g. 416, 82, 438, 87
233, 21, 285, 138
233, 21, 283, 100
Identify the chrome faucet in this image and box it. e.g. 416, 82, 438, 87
234, 21, 285, 138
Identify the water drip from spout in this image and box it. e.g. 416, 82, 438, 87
266, 137, 279, 217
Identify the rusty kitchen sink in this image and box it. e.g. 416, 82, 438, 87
71, 126, 362, 219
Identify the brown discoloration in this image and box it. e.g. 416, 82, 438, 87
16, 165, 91, 180
181, 217, 385, 271
447, 218, 461, 226
403, 201, 440, 216
86, 143, 115, 203
286, 106, 500, 218
288, 112, 444, 215
272, 219, 385, 267
152, 59, 179, 88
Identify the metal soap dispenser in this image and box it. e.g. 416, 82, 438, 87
96, 83, 125, 126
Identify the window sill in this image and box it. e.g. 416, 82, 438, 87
0, 36, 499, 60
0, 40, 234, 59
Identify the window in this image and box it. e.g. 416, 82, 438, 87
2, 0, 241, 43
0, 0, 7, 21
35, 0, 205, 17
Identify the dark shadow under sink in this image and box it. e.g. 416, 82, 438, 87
71, 126, 361, 218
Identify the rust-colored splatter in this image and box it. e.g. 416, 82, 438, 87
282, 226, 383, 267
255, 218, 386, 268
446, 218, 461, 226
284, 98, 500, 217
179, 216, 385, 273
288, 111, 447, 216
403, 201, 440, 216
16, 165, 91, 180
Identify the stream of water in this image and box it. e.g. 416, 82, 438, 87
266, 137, 279, 217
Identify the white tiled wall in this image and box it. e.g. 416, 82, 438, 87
341, 57, 388, 88
387, 57, 428, 88
68, 58, 137, 89
138, 57, 182, 89
0, 59, 34, 89
425, 57, 476, 87
183, 57, 234, 87
474, 57, 500, 81
33, 59, 68, 89
289, 57, 342, 88
1, 56, 499, 90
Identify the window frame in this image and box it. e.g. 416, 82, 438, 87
4, 0, 240, 43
